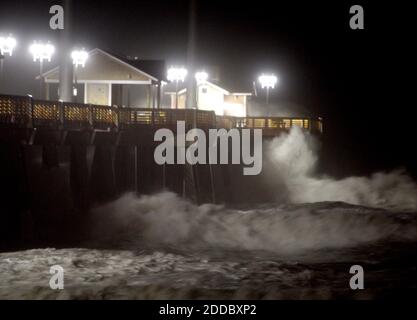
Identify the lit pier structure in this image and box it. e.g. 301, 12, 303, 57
0, 94, 322, 135
0, 93, 322, 248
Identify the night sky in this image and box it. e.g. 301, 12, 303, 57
0, 0, 416, 177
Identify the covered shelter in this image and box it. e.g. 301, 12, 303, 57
40, 48, 166, 108
165, 80, 251, 117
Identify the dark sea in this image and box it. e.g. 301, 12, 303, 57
1, 193, 417, 299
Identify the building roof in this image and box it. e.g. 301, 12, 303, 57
116, 55, 167, 83
165, 80, 252, 96
40, 48, 165, 83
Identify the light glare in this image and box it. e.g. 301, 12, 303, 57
167, 67, 187, 82
71, 49, 89, 68
29, 42, 55, 62
195, 71, 208, 83
0, 35, 17, 56
258, 74, 278, 89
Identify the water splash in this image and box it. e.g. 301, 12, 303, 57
91, 192, 417, 254
266, 127, 417, 211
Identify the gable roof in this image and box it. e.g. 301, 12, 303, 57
116, 55, 167, 82
40, 48, 161, 82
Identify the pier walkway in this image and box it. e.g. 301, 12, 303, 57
0, 94, 322, 135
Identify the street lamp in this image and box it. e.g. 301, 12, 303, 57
195, 71, 208, 110
0, 35, 16, 56
29, 42, 55, 99
0, 35, 17, 85
258, 74, 278, 105
195, 71, 208, 83
71, 49, 88, 68
167, 67, 187, 109
71, 49, 88, 97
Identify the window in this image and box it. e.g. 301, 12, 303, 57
292, 119, 304, 128
268, 119, 279, 128
283, 119, 291, 128
254, 119, 265, 127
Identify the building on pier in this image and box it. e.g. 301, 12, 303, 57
165, 81, 251, 117
40, 48, 254, 117
39, 48, 166, 108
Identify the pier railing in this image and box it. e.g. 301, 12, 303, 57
0, 94, 323, 134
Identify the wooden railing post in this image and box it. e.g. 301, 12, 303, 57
114, 105, 119, 130
28, 94, 34, 128
88, 104, 93, 129
59, 100, 64, 128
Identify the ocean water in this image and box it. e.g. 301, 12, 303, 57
1, 193, 417, 299
1, 128, 416, 299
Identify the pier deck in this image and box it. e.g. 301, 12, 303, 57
0, 94, 323, 135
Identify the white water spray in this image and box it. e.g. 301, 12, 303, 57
266, 127, 417, 211
90, 127, 417, 254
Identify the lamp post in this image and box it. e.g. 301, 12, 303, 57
258, 74, 278, 105
71, 49, 88, 97
0, 35, 17, 88
167, 67, 187, 109
29, 42, 55, 99
195, 71, 208, 110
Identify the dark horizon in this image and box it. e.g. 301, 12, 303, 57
1, 0, 416, 177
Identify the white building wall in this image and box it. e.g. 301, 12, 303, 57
197, 85, 225, 116
166, 83, 249, 116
